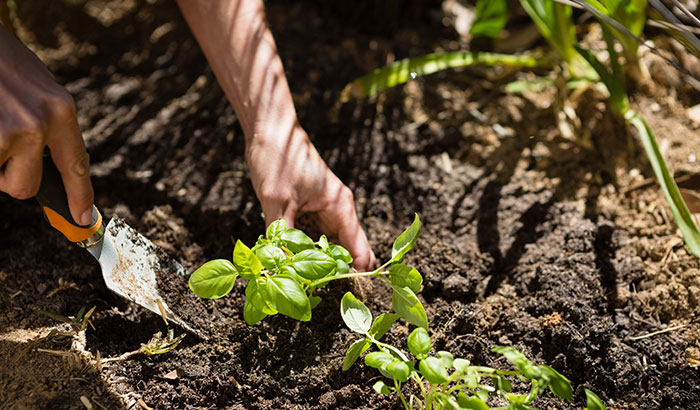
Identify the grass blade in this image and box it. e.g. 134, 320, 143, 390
339, 51, 549, 102
626, 112, 700, 256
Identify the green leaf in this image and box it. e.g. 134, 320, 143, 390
419, 357, 448, 384
365, 351, 394, 370
246, 277, 277, 315
538, 365, 572, 401
437, 351, 454, 368
255, 244, 287, 270
233, 240, 262, 280
492, 375, 512, 393
188, 259, 238, 299
386, 360, 410, 382
471, 0, 508, 39
389, 263, 423, 293
369, 313, 400, 340
407, 327, 431, 359
327, 243, 353, 263
317, 235, 329, 251
281, 228, 315, 253
373, 380, 392, 395
309, 295, 322, 309
340, 292, 373, 334
335, 259, 350, 275
492, 346, 532, 372
243, 299, 267, 325
291, 249, 336, 280
453, 358, 470, 372
391, 285, 429, 329
627, 112, 700, 257
266, 218, 286, 239
268, 274, 311, 321
342, 338, 371, 371
585, 389, 607, 410
340, 52, 548, 102
457, 392, 489, 410
392, 214, 421, 262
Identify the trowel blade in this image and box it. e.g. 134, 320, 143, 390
86, 218, 198, 336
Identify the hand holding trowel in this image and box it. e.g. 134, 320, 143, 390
35, 155, 197, 335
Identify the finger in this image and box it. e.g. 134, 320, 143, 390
261, 196, 298, 230
0, 148, 43, 200
316, 189, 375, 271
46, 102, 94, 226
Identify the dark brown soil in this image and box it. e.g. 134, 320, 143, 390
1, 1, 699, 409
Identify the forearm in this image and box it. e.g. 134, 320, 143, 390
176, 0, 299, 145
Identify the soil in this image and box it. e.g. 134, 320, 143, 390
1, 1, 699, 409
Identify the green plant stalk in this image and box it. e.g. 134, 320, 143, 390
340, 52, 549, 101
625, 111, 700, 256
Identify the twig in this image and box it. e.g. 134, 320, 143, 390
101, 349, 143, 363
628, 323, 688, 341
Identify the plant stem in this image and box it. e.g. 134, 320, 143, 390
395, 379, 410, 410
308, 270, 388, 288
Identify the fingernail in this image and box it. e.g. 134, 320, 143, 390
81, 208, 93, 226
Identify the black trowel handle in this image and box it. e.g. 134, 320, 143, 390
35, 155, 103, 245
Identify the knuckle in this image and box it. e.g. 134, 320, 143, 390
70, 151, 91, 178
45, 90, 77, 121
6, 184, 38, 200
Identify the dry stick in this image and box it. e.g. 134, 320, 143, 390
628, 323, 689, 341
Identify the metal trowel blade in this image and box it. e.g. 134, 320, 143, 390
86, 218, 199, 336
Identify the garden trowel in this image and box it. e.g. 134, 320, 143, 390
35, 155, 198, 336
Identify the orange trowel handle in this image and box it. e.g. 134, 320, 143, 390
35, 155, 103, 244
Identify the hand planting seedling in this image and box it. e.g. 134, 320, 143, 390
341, 292, 607, 410
189, 214, 428, 327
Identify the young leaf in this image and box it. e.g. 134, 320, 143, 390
291, 249, 336, 280
335, 259, 350, 275
471, 0, 508, 39
317, 235, 329, 251
492, 346, 532, 373
407, 327, 431, 359
492, 375, 513, 393
391, 285, 429, 329
268, 274, 311, 321
369, 313, 400, 340
419, 357, 448, 384
373, 380, 392, 395
538, 365, 573, 401
327, 243, 353, 263
392, 214, 421, 262
341, 292, 373, 334
585, 389, 607, 410
243, 299, 267, 325
457, 392, 489, 410
255, 244, 287, 270
281, 228, 315, 253
309, 295, 322, 309
188, 259, 238, 299
437, 351, 454, 368
342, 338, 371, 371
266, 218, 286, 240
233, 240, 262, 280
453, 358, 470, 372
386, 360, 410, 382
365, 351, 394, 370
389, 263, 423, 293
246, 277, 277, 315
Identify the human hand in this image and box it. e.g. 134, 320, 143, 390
246, 125, 376, 271
0, 26, 94, 225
